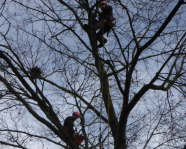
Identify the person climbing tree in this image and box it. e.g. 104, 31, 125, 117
83, 1, 116, 48
64, 112, 84, 147
96, 1, 115, 48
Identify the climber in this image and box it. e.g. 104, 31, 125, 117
96, 1, 115, 48
64, 112, 84, 146
83, 1, 116, 48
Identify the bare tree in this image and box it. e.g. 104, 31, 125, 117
0, 0, 186, 149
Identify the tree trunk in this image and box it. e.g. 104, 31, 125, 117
115, 111, 128, 149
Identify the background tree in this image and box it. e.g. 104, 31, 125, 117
0, 0, 186, 149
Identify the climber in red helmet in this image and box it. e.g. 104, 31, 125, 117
83, 1, 116, 48
64, 112, 80, 135
99, 1, 107, 9
64, 112, 84, 146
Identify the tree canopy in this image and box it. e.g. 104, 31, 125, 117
0, 0, 186, 149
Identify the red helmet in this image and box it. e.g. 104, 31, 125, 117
99, 1, 107, 7
72, 112, 80, 118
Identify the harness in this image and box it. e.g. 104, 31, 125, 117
104, 15, 116, 36
101, 15, 116, 27
109, 15, 116, 27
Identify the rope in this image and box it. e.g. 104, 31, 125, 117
101, 20, 110, 149
107, 87, 110, 149
99, 13, 113, 149
100, 20, 111, 149
107, 35, 111, 149
99, 22, 105, 149
93, 74, 96, 147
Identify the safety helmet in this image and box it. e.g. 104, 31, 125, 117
72, 112, 80, 118
99, 1, 107, 7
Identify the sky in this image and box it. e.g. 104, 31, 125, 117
0, 0, 186, 149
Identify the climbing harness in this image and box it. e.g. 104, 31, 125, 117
109, 15, 116, 27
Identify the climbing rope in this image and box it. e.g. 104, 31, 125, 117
107, 82, 110, 149
99, 48, 104, 149
98, 11, 114, 149
107, 35, 111, 149
98, 24, 105, 148
99, 22, 111, 149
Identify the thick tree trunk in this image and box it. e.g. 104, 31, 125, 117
115, 109, 129, 149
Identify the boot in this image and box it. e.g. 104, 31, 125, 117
83, 24, 89, 32
97, 37, 107, 48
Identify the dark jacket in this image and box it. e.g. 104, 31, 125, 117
64, 116, 75, 134
102, 5, 113, 16
99, 5, 113, 20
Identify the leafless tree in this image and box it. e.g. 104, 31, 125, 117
0, 0, 186, 149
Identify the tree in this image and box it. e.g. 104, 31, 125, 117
0, 0, 186, 149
